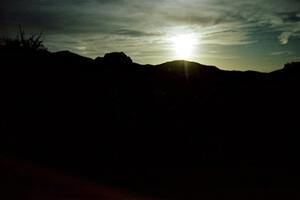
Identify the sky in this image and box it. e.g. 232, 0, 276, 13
1, 0, 300, 71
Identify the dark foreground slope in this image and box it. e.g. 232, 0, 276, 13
1, 49, 300, 199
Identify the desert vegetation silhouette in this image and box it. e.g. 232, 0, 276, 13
1, 26, 46, 52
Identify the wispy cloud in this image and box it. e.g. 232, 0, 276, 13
2, 0, 299, 44
278, 32, 293, 44
269, 51, 293, 56
1, 0, 300, 70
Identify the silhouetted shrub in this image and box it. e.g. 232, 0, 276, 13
0, 26, 47, 53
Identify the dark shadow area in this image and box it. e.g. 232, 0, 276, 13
1, 33, 300, 199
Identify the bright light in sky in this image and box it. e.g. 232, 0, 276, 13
2, 0, 300, 71
172, 34, 196, 59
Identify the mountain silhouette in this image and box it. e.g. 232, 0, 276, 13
1, 48, 300, 199
103, 52, 133, 65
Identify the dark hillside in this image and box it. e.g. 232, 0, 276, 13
1, 48, 300, 199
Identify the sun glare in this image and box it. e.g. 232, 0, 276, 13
172, 34, 196, 59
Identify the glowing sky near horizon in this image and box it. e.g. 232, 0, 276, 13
1, 0, 300, 71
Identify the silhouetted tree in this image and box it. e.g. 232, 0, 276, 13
0, 26, 47, 53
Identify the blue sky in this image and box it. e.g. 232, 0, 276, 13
1, 0, 300, 71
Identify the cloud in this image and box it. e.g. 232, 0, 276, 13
200, 30, 256, 45
213, 0, 300, 44
279, 32, 292, 44
1, 0, 300, 67
110, 29, 162, 37
269, 51, 293, 56
280, 11, 300, 23
2, 0, 299, 42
